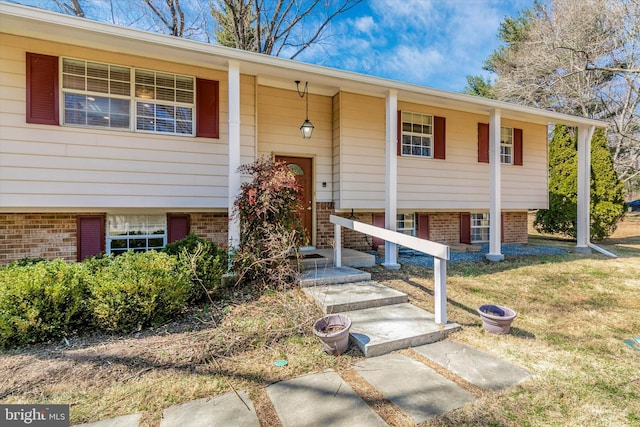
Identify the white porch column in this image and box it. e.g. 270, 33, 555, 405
383, 89, 400, 269
486, 109, 504, 261
227, 60, 241, 253
575, 125, 595, 253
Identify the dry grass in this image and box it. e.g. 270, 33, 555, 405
1, 214, 639, 426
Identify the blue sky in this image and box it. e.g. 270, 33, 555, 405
12, 0, 533, 93
295, 0, 533, 92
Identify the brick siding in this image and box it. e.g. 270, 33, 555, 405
0, 213, 84, 263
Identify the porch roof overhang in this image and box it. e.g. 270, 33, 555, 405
0, 2, 606, 129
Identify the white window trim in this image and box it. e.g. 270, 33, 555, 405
60, 57, 196, 137
501, 126, 514, 165
471, 212, 490, 243
397, 213, 416, 236
400, 111, 434, 158
106, 214, 167, 255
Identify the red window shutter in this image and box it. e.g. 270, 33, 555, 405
513, 128, 523, 166
460, 213, 471, 244
417, 214, 430, 240
26, 52, 59, 125
167, 214, 190, 243
77, 215, 105, 262
397, 110, 402, 156
478, 123, 489, 163
372, 213, 386, 249
196, 78, 219, 138
433, 116, 446, 159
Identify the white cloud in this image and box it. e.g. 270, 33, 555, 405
354, 16, 376, 34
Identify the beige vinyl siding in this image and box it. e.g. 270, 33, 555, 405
335, 92, 385, 210
395, 102, 549, 210
257, 85, 333, 202
0, 34, 247, 211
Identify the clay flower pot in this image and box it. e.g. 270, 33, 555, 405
478, 305, 517, 334
313, 314, 352, 355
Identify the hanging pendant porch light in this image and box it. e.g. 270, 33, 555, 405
296, 80, 314, 139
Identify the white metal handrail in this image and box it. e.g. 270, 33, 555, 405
330, 215, 450, 324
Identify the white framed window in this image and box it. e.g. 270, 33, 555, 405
135, 69, 194, 135
61, 58, 195, 136
401, 112, 433, 157
471, 213, 490, 243
106, 215, 166, 255
62, 58, 131, 129
501, 127, 513, 164
397, 213, 416, 236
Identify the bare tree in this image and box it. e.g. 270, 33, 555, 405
211, 0, 362, 59
52, 0, 85, 17
491, 0, 640, 183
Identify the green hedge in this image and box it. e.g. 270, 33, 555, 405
0, 259, 90, 348
163, 233, 228, 301
0, 236, 228, 348
88, 251, 191, 333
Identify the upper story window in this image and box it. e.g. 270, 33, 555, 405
400, 112, 433, 157
61, 58, 195, 136
501, 127, 513, 164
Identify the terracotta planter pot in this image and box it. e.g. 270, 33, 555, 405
478, 305, 517, 334
313, 314, 352, 355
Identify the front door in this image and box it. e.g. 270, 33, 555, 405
276, 156, 313, 245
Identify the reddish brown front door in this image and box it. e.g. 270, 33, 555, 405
276, 156, 313, 245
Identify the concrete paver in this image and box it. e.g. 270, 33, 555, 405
413, 341, 531, 391
266, 369, 387, 427
354, 353, 476, 424
159, 391, 259, 427
73, 413, 141, 427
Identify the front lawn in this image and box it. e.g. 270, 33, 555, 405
1, 215, 638, 426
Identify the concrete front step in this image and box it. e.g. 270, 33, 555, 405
344, 303, 461, 357
299, 248, 375, 270
302, 281, 408, 314
298, 266, 371, 287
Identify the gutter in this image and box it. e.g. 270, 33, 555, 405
587, 242, 617, 258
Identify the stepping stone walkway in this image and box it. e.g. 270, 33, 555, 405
73, 342, 531, 427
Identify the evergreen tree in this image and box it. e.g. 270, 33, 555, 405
535, 126, 626, 241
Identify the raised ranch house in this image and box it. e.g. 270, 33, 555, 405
0, 3, 604, 266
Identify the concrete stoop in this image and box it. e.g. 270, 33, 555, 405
345, 303, 461, 358
302, 281, 408, 314
299, 266, 371, 287
301, 265, 460, 357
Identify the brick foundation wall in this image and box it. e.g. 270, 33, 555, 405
189, 212, 229, 248
0, 211, 230, 265
316, 202, 335, 249
503, 211, 528, 244
0, 213, 83, 264
426, 212, 461, 244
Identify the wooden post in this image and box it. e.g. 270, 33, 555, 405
434, 257, 447, 324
